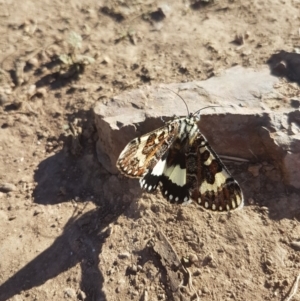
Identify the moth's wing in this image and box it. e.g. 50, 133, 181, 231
158, 142, 190, 203
140, 151, 169, 193
186, 132, 244, 212
116, 121, 180, 181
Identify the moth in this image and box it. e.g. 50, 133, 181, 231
116, 106, 244, 212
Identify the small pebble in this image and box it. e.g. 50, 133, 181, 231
248, 164, 261, 177
193, 269, 201, 276
205, 253, 213, 262
218, 215, 226, 223
0, 93, 8, 106
184, 235, 191, 241
128, 264, 138, 273
265, 258, 272, 266
210, 261, 217, 268
272, 61, 287, 76
234, 33, 244, 45
189, 253, 198, 264
101, 55, 111, 64
0, 183, 17, 193
28, 57, 39, 68
77, 290, 86, 300
117, 278, 125, 285
118, 252, 130, 259
27, 84, 36, 98
142, 290, 149, 301
291, 241, 300, 251
64, 287, 76, 298
290, 122, 299, 135
248, 198, 255, 205
36, 88, 47, 98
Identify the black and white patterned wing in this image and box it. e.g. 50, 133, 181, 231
141, 138, 190, 201
186, 132, 244, 212
116, 120, 180, 180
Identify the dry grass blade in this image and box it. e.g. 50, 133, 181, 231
284, 273, 300, 301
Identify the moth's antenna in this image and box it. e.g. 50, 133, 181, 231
164, 87, 190, 116
193, 105, 223, 116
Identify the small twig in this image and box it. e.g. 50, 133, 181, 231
284, 273, 300, 301
248, 148, 258, 160
180, 264, 200, 301
220, 155, 249, 163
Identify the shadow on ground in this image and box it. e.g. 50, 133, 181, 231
267, 50, 300, 84
0, 138, 128, 301
0, 207, 120, 301
0, 108, 128, 301
33, 108, 108, 205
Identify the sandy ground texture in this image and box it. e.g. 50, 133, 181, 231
0, 0, 300, 301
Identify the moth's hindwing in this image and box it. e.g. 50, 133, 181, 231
158, 142, 190, 203
186, 132, 244, 211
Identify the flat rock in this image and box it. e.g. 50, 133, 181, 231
94, 66, 300, 188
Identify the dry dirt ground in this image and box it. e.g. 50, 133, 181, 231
0, 0, 300, 301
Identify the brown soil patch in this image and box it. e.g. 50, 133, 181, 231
0, 1, 300, 300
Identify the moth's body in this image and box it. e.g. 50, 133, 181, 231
117, 113, 244, 212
